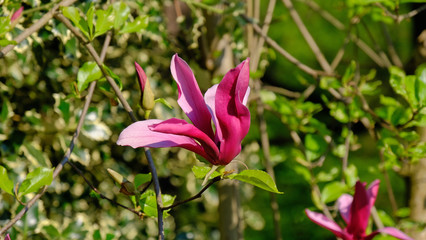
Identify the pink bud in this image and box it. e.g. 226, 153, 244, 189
10, 6, 24, 22
5, 233, 11, 240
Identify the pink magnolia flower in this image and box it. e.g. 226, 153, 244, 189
5, 233, 11, 240
305, 180, 413, 240
117, 54, 250, 165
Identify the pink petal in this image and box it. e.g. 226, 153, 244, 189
150, 118, 220, 164
5, 234, 11, 240
375, 227, 414, 240
337, 194, 353, 225
117, 119, 209, 160
204, 84, 221, 142
215, 59, 251, 165
11, 6, 23, 22
305, 209, 350, 239
135, 62, 147, 93
170, 54, 214, 139
366, 180, 380, 209
348, 181, 375, 236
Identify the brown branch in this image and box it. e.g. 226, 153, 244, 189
0, 0, 77, 58
161, 176, 222, 210
375, 3, 426, 23
67, 161, 144, 218
241, 15, 330, 78
281, 0, 332, 73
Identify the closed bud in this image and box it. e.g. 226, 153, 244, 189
135, 62, 155, 115
107, 168, 124, 185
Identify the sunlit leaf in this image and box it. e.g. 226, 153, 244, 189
139, 190, 175, 218
321, 181, 348, 203
94, 7, 114, 38
0, 166, 14, 195
134, 173, 152, 189
119, 16, 148, 34
77, 61, 103, 92
305, 134, 328, 161
19, 167, 53, 196
192, 166, 221, 179
113, 2, 130, 30
229, 170, 282, 194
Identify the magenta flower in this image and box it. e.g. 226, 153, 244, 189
117, 54, 250, 165
10, 6, 23, 23
5, 233, 11, 240
305, 180, 413, 240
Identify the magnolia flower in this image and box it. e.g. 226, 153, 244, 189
10, 6, 24, 23
305, 180, 413, 240
5, 233, 11, 240
117, 54, 250, 165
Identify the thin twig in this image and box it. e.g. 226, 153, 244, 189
360, 20, 392, 67
375, 3, 426, 23
161, 176, 222, 210
263, 85, 301, 98
281, 0, 332, 73
380, 22, 403, 68
241, 15, 330, 78
0, 0, 77, 58
303, 0, 388, 68
67, 161, 144, 217
0, 20, 113, 235
55, 12, 165, 239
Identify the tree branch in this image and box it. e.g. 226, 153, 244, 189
0, 0, 77, 58
161, 176, 222, 211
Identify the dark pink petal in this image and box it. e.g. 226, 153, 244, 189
305, 209, 350, 239
150, 118, 220, 164
337, 194, 353, 225
11, 6, 23, 22
5, 234, 11, 240
117, 119, 210, 160
348, 181, 374, 236
365, 228, 413, 240
170, 54, 214, 138
215, 59, 251, 165
135, 62, 147, 93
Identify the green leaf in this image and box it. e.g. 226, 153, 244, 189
42, 225, 61, 239
94, 7, 114, 38
77, 61, 103, 92
113, 2, 130, 30
0, 39, 17, 47
139, 190, 176, 218
119, 16, 149, 34
103, 64, 122, 90
0, 17, 11, 35
229, 170, 282, 194
192, 166, 221, 179
86, 4, 95, 40
0, 165, 14, 195
321, 181, 348, 203
344, 164, 358, 187
19, 167, 53, 196
134, 173, 152, 189
154, 98, 173, 109
61, 7, 89, 38
305, 134, 328, 161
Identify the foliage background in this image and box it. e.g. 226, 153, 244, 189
1, 0, 425, 239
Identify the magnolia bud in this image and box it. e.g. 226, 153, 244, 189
10, 6, 23, 28
107, 168, 124, 184
135, 62, 155, 116
119, 180, 136, 196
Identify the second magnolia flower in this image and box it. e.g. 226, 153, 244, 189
117, 54, 251, 165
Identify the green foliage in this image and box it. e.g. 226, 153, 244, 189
192, 165, 221, 179
0, 166, 14, 195
18, 167, 53, 196
229, 170, 282, 194
77, 61, 103, 92
139, 190, 175, 218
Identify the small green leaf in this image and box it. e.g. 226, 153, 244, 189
344, 164, 358, 188
77, 61, 103, 92
0, 166, 14, 195
86, 4, 95, 40
192, 166, 221, 179
19, 167, 53, 196
113, 2, 130, 30
229, 170, 282, 194
321, 181, 348, 203
134, 173, 152, 189
42, 225, 61, 238
154, 98, 173, 109
0, 17, 11, 35
94, 7, 114, 38
103, 64, 122, 90
61, 7, 89, 38
119, 16, 148, 34
305, 134, 328, 161
139, 190, 175, 218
